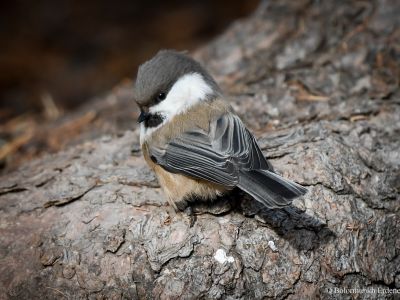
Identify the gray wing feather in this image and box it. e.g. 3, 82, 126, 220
150, 113, 306, 208
151, 114, 266, 186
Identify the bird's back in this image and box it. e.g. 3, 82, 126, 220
147, 98, 231, 148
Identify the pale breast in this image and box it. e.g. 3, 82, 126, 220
140, 98, 231, 209
143, 141, 227, 208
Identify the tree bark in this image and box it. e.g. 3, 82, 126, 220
1, 0, 399, 299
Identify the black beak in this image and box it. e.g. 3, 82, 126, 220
138, 111, 150, 123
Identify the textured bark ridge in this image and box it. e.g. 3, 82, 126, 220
1, 1, 399, 299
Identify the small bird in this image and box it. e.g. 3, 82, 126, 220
134, 50, 306, 211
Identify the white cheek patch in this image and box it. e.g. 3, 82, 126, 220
149, 72, 212, 120
140, 72, 213, 144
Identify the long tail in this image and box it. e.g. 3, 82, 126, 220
237, 170, 307, 208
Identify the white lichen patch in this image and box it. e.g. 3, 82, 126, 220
214, 249, 234, 264
268, 240, 278, 252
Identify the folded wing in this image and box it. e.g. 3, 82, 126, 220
149, 114, 306, 208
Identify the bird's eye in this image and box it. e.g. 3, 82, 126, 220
156, 92, 166, 102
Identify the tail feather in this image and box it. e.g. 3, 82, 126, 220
238, 170, 307, 208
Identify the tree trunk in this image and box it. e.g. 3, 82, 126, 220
1, 0, 399, 299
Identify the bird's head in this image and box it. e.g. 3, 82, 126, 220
134, 50, 220, 128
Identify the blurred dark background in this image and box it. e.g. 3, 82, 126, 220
0, 0, 258, 120
0, 0, 258, 171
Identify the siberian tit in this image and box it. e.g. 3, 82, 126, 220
135, 50, 307, 211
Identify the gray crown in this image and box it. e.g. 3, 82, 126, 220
134, 50, 220, 107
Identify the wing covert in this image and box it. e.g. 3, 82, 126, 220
149, 113, 271, 187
